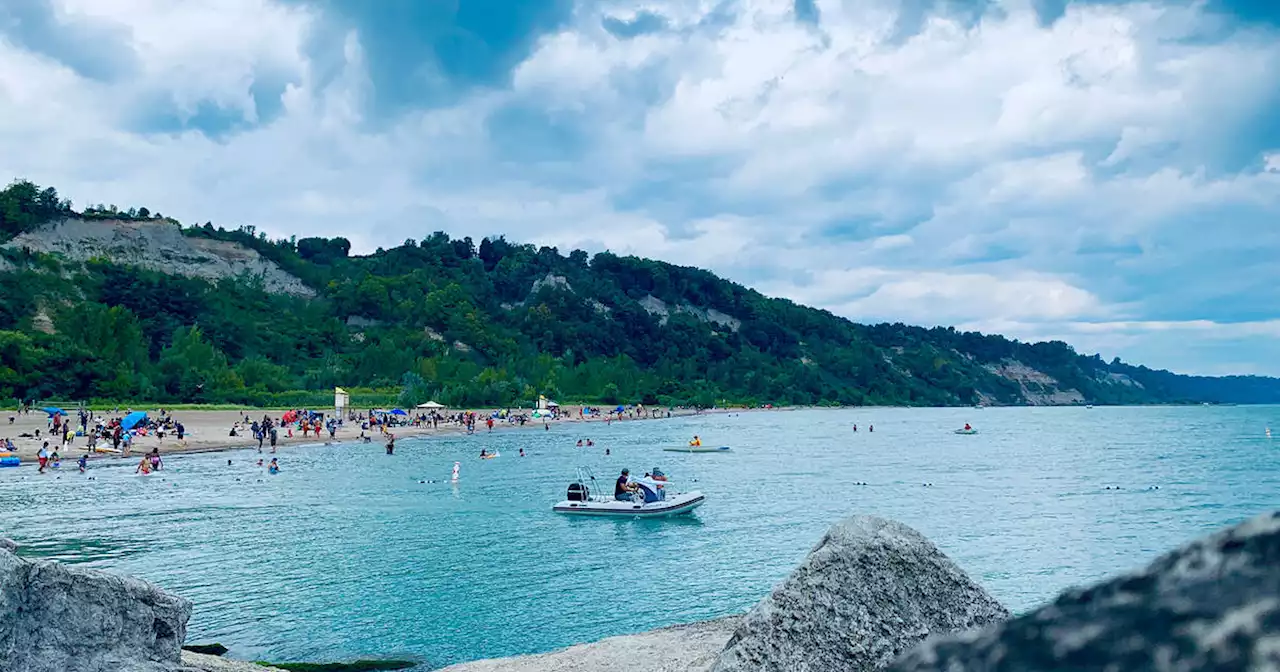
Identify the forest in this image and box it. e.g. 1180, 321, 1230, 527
4, 179, 1279, 408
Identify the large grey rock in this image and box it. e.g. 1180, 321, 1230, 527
712, 515, 1009, 672
0, 538, 15, 552
0, 547, 192, 672
889, 510, 1280, 672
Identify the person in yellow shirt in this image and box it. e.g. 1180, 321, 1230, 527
689, 435, 702, 446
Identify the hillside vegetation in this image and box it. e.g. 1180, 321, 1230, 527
3, 179, 1278, 408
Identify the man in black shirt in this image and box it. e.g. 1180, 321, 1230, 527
615, 468, 638, 501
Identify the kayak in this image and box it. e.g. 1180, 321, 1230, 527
954, 429, 978, 435
662, 446, 731, 453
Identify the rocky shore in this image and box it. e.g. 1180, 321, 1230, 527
3, 510, 1278, 671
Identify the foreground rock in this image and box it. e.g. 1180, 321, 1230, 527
180, 651, 285, 672
439, 617, 741, 672
1, 545, 191, 672
712, 515, 1009, 672
889, 510, 1280, 672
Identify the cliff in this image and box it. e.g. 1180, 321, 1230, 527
4, 217, 313, 297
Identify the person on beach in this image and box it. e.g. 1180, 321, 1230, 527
175, 421, 185, 445
270, 427, 278, 452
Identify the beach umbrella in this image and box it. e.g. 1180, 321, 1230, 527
390, 409, 408, 416
615, 405, 625, 413
42, 407, 66, 416
121, 411, 148, 431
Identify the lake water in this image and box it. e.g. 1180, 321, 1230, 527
2, 406, 1278, 668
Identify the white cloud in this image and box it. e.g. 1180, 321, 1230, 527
0, 0, 1278, 374
1266, 152, 1280, 173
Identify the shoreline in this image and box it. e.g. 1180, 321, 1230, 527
0, 405, 764, 465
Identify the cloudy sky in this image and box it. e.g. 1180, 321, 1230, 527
1, 0, 1278, 376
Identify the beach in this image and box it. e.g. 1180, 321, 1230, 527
0, 405, 732, 464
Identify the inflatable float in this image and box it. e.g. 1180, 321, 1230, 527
662, 445, 732, 453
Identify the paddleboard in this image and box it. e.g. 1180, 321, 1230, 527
92, 447, 122, 454
662, 446, 732, 453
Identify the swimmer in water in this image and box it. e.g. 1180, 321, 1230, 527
605, 448, 611, 455
519, 447, 525, 457
268, 458, 280, 474
586, 439, 594, 446
135, 456, 152, 474
78, 454, 87, 473
576, 439, 583, 447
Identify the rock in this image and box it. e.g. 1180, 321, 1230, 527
0, 538, 15, 552
180, 651, 286, 672
712, 515, 1009, 672
888, 509, 1280, 672
1, 546, 192, 672
439, 617, 741, 672
183, 643, 229, 656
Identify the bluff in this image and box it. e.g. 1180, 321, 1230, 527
3, 178, 1280, 408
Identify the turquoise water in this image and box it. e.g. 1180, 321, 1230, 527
2, 407, 1278, 668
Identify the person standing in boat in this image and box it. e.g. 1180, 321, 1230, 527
615, 468, 639, 501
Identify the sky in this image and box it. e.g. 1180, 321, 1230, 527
1, 0, 1279, 376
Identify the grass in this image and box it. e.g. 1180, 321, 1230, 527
255, 661, 419, 672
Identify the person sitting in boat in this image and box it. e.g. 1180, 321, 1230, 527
615, 468, 640, 501
964, 423, 972, 431
689, 436, 702, 447
651, 468, 668, 483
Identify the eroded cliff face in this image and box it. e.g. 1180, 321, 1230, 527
4, 218, 314, 297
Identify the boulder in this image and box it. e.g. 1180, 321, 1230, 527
889, 510, 1280, 672
712, 515, 1009, 672
0, 538, 15, 552
0, 546, 192, 672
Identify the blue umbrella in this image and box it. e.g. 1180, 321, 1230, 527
390, 409, 408, 416
42, 407, 66, 416
121, 411, 148, 431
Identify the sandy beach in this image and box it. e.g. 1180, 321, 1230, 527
0, 405, 738, 465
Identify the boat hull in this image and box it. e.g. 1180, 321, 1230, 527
954, 429, 978, 435
553, 492, 706, 517
662, 446, 731, 453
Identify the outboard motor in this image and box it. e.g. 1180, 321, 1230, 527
567, 482, 589, 501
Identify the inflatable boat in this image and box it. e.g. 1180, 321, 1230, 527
553, 467, 705, 518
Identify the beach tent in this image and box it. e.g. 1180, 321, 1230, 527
42, 407, 66, 416
416, 401, 445, 409
390, 409, 408, 416
121, 411, 148, 431
614, 405, 625, 414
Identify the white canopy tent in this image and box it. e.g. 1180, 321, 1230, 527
416, 401, 445, 409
